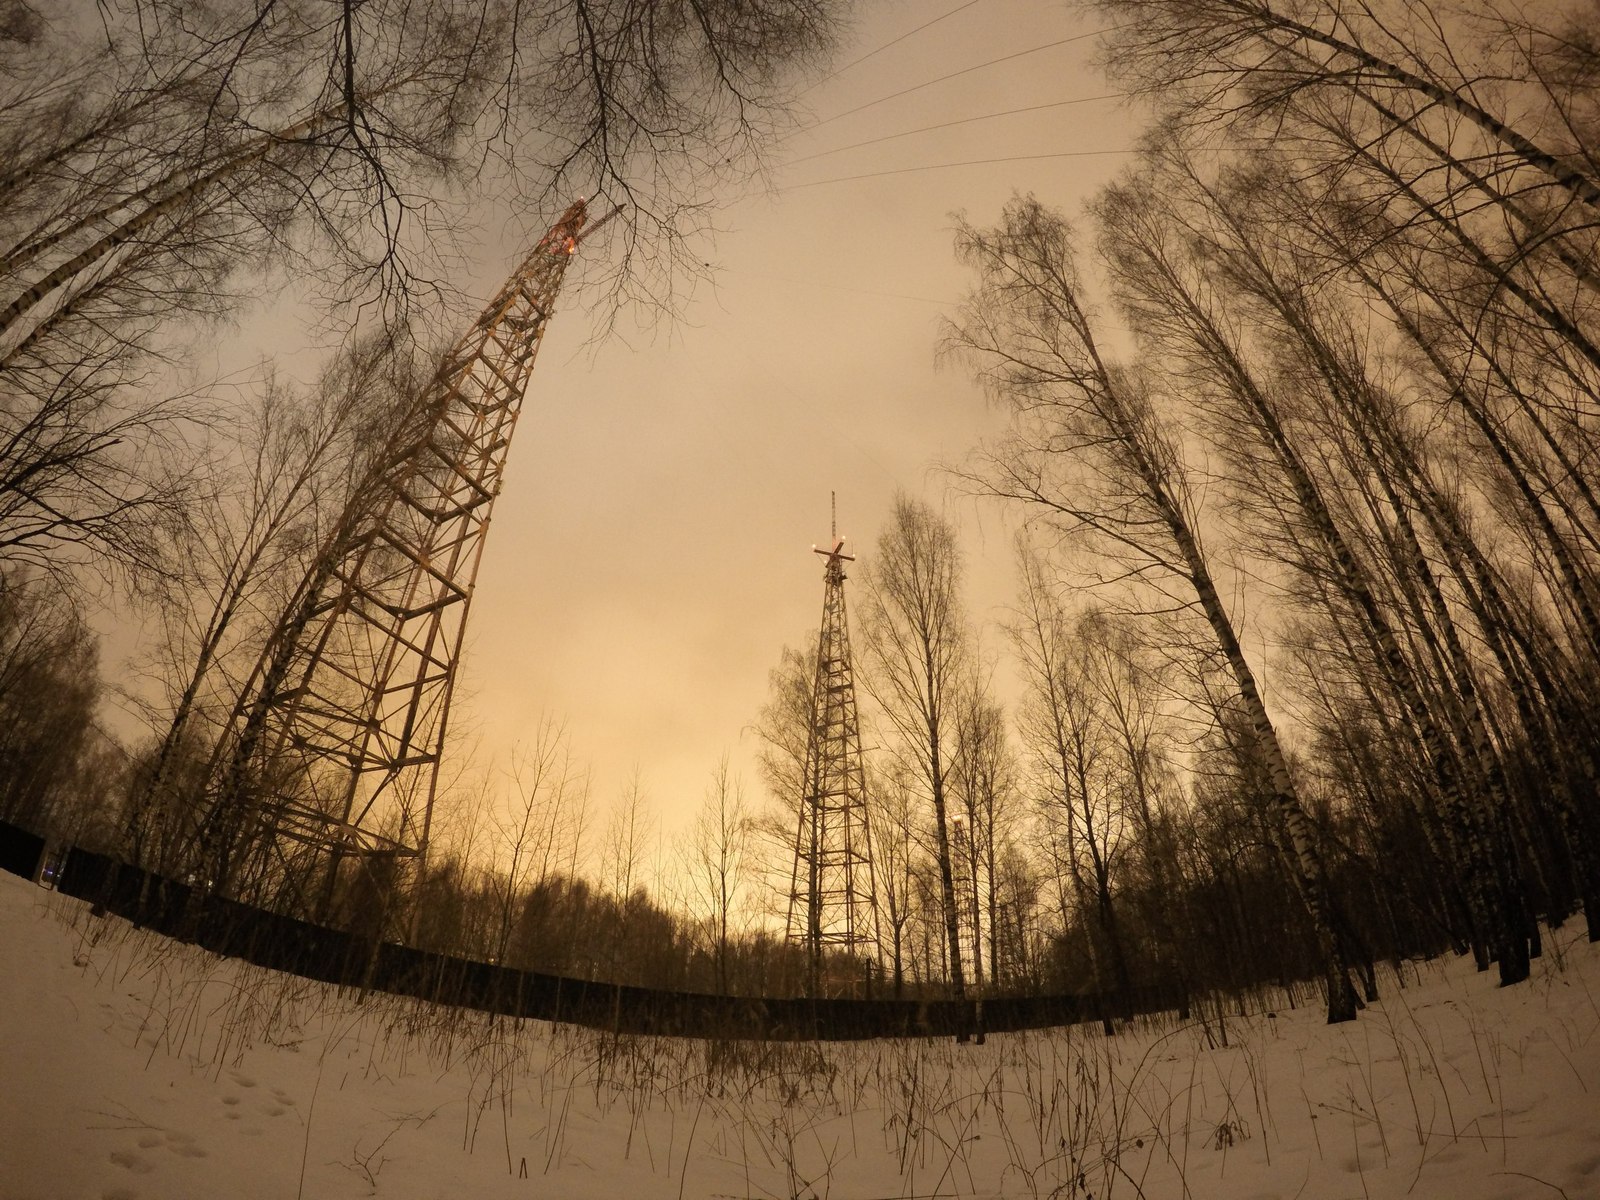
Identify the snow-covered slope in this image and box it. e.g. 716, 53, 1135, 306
3, 871, 1598, 1200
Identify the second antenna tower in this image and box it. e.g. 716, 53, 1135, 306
788, 496, 880, 995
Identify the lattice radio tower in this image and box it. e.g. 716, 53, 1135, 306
191, 199, 616, 927
787, 495, 881, 995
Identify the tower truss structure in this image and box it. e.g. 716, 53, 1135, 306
194, 199, 614, 922
787, 500, 880, 994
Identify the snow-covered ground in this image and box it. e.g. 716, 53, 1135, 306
3, 871, 1599, 1200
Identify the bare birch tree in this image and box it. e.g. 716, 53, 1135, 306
488, 716, 585, 963
599, 766, 657, 978
866, 760, 923, 997
951, 684, 1016, 990
1008, 546, 1134, 1022
948, 196, 1360, 1021
0, 569, 104, 835
858, 494, 975, 1027
678, 754, 751, 994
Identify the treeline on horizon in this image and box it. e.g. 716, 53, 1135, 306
5, 0, 1600, 1025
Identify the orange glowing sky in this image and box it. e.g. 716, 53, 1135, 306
443, 0, 1146, 846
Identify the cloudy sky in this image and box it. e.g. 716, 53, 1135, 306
327, 0, 1145, 851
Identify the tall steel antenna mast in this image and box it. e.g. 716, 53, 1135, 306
194, 199, 618, 927
787, 493, 881, 995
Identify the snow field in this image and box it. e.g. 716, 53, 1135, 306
2, 870, 1599, 1199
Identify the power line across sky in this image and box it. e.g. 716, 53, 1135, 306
806, 26, 1116, 132
798, 0, 991, 97
788, 94, 1128, 166
778, 149, 1142, 193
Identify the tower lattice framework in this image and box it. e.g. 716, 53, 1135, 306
787, 502, 880, 994
194, 199, 612, 922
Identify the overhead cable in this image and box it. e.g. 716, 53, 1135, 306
778, 149, 1142, 192
789, 94, 1126, 165
799, 0, 989, 96
807, 27, 1115, 132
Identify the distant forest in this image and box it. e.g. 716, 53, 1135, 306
4, 0, 1600, 1026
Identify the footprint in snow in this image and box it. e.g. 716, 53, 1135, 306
164, 1131, 207, 1158
231, 1072, 257, 1088
108, 1150, 153, 1175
